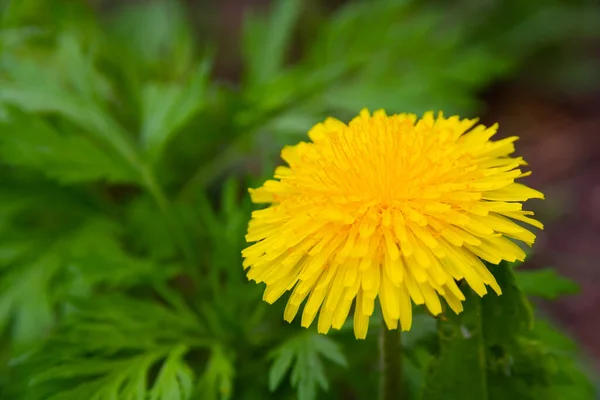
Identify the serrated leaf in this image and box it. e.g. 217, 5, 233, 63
527, 319, 597, 400
0, 207, 180, 347
0, 82, 147, 187
59, 217, 181, 289
1, 31, 109, 104
311, 335, 348, 368
404, 347, 435, 398
529, 319, 577, 353
141, 60, 210, 162
514, 268, 580, 299
268, 346, 294, 392
0, 254, 59, 344
295, 0, 512, 116
56, 295, 204, 352
195, 345, 235, 400
52, 33, 113, 103
423, 266, 537, 400
0, 30, 142, 174
268, 332, 347, 400
421, 286, 487, 400
422, 264, 592, 400
150, 345, 194, 400
0, 54, 149, 187
31, 353, 160, 386
13, 295, 206, 400
0, 111, 137, 184
40, 351, 181, 400
482, 265, 534, 346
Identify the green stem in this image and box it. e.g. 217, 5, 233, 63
82, 105, 199, 274
379, 326, 403, 400
177, 142, 245, 201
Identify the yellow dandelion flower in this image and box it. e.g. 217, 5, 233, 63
242, 109, 544, 339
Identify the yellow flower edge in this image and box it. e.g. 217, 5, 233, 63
242, 109, 544, 339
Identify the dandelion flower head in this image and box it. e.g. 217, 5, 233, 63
242, 109, 544, 339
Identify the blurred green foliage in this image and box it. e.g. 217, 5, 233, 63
0, 0, 598, 399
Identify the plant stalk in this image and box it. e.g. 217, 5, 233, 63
379, 325, 403, 400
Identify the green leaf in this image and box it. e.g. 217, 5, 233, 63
1, 39, 194, 268
38, 347, 194, 400
59, 217, 181, 289
528, 319, 597, 399
0, 81, 145, 176
295, 1, 512, 116
52, 33, 113, 103
105, 0, 196, 79
311, 335, 348, 368
0, 48, 148, 184
422, 264, 593, 400
0, 184, 179, 348
529, 318, 577, 353
514, 268, 580, 299
125, 196, 179, 261
0, 27, 44, 52
0, 111, 137, 184
34, 352, 163, 400
423, 265, 536, 400
482, 265, 534, 346
421, 286, 487, 400
1, 31, 109, 103
243, 0, 304, 85
195, 345, 235, 400
10, 295, 207, 400
150, 345, 195, 400
0, 190, 86, 344
141, 60, 211, 162
0, 254, 59, 345
268, 346, 294, 392
268, 333, 347, 400
57, 295, 205, 352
